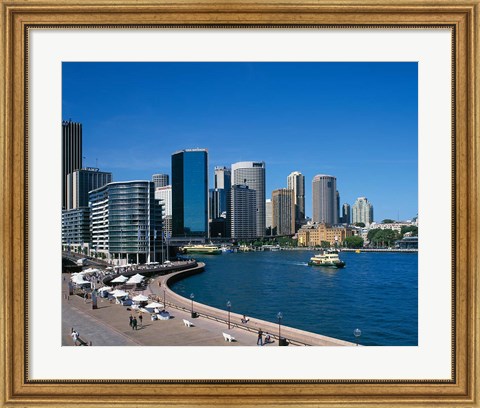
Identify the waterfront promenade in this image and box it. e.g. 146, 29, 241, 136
62, 262, 354, 347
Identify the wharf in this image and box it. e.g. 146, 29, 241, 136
62, 262, 355, 347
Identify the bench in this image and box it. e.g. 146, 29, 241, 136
223, 332, 236, 342
183, 319, 194, 327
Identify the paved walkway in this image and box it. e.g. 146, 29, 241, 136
62, 264, 355, 347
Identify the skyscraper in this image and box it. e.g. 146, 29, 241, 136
352, 197, 374, 226
341, 203, 351, 224
214, 166, 231, 190
209, 166, 231, 220
231, 161, 266, 237
152, 173, 169, 189
62, 120, 82, 209
155, 185, 173, 237
66, 168, 112, 210
229, 184, 256, 239
287, 171, 305, 230
272, 188, 295, 236
172, 149, 208, 238
265, 199, 273, 234
312, 174, 338, 225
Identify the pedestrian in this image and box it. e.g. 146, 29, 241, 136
257, 329, 263, 346
138, 314, 143, 328
71, 329, 79, 346
132, 317, 137, 330
129, 315, 133, 328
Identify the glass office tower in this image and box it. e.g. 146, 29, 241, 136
172, 149, 208, 237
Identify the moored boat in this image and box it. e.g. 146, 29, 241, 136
308, 251, 346, 268
180, 244, 222, 255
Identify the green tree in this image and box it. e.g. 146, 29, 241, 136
370, 229, 400, 248
344, 236, 364, 248
320, 241, 330, 248
401, 226, 418, 237
354, 222, 366, 228
382, 219, 396, 224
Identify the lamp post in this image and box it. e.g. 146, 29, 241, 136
277, 312, 283, 345
226, 300, 231, 329
190, 293, 195, 318
354, 328, 362, 346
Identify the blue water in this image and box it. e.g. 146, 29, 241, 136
170, 251, 418, 346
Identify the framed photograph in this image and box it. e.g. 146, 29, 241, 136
1, 0, 479, 407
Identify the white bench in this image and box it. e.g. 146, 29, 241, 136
223, 332, 236, 342
183, 319, 194, 327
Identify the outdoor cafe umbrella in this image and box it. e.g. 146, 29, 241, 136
126, 274, 145, 284
132, 294, 149, 302
110, 275, 129, 283
97, 286, 112, 292
110, 289, 128, 298
145, 302, 163, 309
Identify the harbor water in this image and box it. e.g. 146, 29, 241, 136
170, 250, 418, 346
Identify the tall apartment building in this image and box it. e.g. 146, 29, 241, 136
66, 168, 112, 210
229, 185, 257, 239
287, 171, 305, 230
172, 149, 208, 238
265, 199, 273, 234
231, 161, 266, 237
352, 197, 374, 226
272, 188, 295, 236
312, 174, 338, 225
152, 173, 169, 189
89, 181, 163, 264
341, 203, 351, 224
155, 185, 172, 237
62, 120, 82, 209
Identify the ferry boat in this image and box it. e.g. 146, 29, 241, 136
308, 251, 346, 268
180, 244, 222, 255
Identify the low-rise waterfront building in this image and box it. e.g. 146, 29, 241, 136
297, 223, 354, 247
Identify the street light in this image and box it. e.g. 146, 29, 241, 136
190, 293, 195, 318
226, 300, 232, 329
277, 312, 283, 345
354, 328, 362, 346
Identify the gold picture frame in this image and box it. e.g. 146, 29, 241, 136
1, 0, 479, 406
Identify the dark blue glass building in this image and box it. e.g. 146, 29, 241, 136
172, 149, 208, 238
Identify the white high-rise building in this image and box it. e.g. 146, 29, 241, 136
231, 161, 266, 237
287, 171, 305, 227
352, 197, 374, 226
265, 199, 273, 233
312, 174, 338, 225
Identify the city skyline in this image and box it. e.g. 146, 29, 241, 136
62, 62, 418, 221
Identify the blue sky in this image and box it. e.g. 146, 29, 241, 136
62, 62, 418, 222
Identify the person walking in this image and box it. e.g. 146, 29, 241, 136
129, 315, 133, 328
138, 314, 143, 328
71, 329, 79, 346
257, 329, 263, 346
132, 317, 138, 330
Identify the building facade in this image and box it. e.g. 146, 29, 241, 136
265, 198, 273, 234
214, 166, 231, 190
66, 168, 112, 210
352, 197, 374, 226
155, 185, 172, 237
89, 181, 163, 264
62, 208, 91, 248
229, 184, 257, 239
62, 120, 82, 209
172, 149, 209, 238
152, 173, 169, 189
312, 174, 338, 225
231, 161, 266, 237
341, 203, 351, 224
297, 223, 354, 247
272, 188, 295, 236
287, 171, 305, 229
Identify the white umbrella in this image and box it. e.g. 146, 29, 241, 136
97, 286, 112, 292
111, 275, 128, 283
71, 275, 89, 284
126, 274, 145, 284
132, 294, 149, 302
82, 267, 99, 274
110, 289, 128, 297
145, 302, 163, 309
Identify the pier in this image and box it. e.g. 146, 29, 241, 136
62, 262, 355, 347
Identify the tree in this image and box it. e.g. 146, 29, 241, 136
354, 222, 366, 227
401, 226, 418, 237
370, 229, 401, 248
344, 236, 364, 248
320, 241, 330, 248
382, 219, 396, 224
